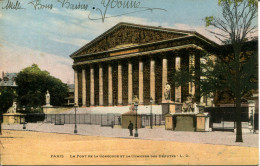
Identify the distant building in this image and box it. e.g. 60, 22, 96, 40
0, 72, 17, 88
70, 22, 257, 108
70, 22, 218, 107
64, 84, 74, 106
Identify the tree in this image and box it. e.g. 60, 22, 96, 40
0, 87, 17, 114
205, 0, 258, 142
16, 64, 69, 112
173, 50, 222, 103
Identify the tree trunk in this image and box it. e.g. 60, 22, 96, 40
235, 93, 243, 142
234, 49, 243, 142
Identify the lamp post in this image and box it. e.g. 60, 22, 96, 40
74, 104, 78, 134
150, 97, 153, 129
134, 101, 138, 137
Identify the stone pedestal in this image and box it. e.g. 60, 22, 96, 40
161, 101, 182, 115
3, 113, 25, 124
174, 113, 196, 131
42, 105, 53, 114
196, 113, 210, 132
165, 114, 174, 130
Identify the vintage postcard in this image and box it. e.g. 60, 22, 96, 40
0, 0, 258, 165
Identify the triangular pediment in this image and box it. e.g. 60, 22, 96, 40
71, 22, 194, 57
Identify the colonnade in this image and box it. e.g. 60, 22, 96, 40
74, 55, 195, 106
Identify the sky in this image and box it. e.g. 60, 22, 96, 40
0, 0, 258, 83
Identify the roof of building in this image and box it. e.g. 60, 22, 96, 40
0, 73, 17, 87
70, 22, 219, 58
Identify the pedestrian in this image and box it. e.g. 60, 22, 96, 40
111, 121, 114, 128
128, 121, 133, 136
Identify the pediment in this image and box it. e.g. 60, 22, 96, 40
71, 23, 193, 57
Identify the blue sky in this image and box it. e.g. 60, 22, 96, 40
0, 0, 257, 83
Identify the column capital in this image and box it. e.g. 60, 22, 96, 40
90, 63, 95, 68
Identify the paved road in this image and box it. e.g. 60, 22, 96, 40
3, 123, 258, 147
1, 130, 258, 165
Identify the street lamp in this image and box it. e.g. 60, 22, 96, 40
134, 101, 138, 137
150, 97, 153, 129
74, 103, 78, 134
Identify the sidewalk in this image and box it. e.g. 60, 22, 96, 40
3, 123, 258, 147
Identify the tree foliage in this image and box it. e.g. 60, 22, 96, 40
0, 87, 17, 114
16, 64, 68, 111
174, 46, 257, 101
205, 0, 257, 44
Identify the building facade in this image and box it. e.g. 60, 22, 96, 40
70, 23, 218, 107
0, 72, 17, 88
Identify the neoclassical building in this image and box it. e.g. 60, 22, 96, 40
70, 22, 218, 107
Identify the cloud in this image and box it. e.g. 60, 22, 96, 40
0, 41, 73, 83
49, 36, 90, 47
0, 7, 169, 85
48, 7, 168, 38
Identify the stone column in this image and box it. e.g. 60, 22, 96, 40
189, 54, 195, 96
108, 64, 113, 106
162, 56, 168, 101
90, 66, 95, 106
139, 59, 144, 105
118, 62, 123, 105
150, 58, 155, 103
128, 61, 133, 105
74, 69, 79, 106
82, 68, 86, 107
175, 57, 181, 102
99, 64, 103, 106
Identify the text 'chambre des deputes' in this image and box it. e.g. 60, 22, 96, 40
1, 0, 142, 10
50, 154, 190, 159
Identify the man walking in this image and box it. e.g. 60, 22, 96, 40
128, 121, 133, 136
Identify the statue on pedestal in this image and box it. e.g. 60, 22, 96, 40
164, 82, 171, 101
7, 101, 17, 113
45, 90, 50, 106
182, 95, 194, 112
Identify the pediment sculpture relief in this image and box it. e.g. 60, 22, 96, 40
77, 26, 185, 56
